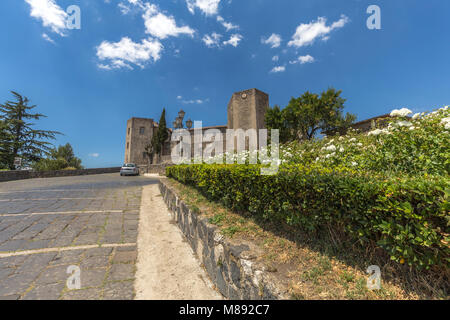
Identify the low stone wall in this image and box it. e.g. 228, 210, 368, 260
0, 167, 121, 182
159, 179, 288, 300
141, 163, 173, 175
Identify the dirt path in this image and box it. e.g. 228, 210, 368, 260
134, 183, 223, 300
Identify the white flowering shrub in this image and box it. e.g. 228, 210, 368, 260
278, 106, 450, 176
168, 106, 449, 270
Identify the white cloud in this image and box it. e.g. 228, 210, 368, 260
202, 32, 222, 48
272, 55, 279, 62
186, 0, 221, 16
289, 54, 315, 64
270, 66, 285, 73
118, 2, 132, 14
223, 34, 242, 47
179, 97, 209, 104
261, 33, 282, 48
89, 153, 100, 158
118, 0, 147, 13
118, 1, 195, 39
96, 37, 163, 70
217, 16, 238, 31
42, 33, 55, 44
25, 0, 68, 36
288, 15, 349, 48
143, 6, 195, 39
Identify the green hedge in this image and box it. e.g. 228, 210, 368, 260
167, 164, 449, 270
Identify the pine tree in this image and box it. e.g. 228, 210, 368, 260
0, 91, 60, 169
155, 108, 168, 156
0, 119, 12, 169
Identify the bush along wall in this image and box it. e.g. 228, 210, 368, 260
167, 164, 449, 271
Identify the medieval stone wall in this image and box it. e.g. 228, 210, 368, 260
125, 88, 269, 165
124, 118, 156, 165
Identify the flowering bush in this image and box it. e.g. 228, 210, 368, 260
278, 106, 450, 176
167, 106, 450, 270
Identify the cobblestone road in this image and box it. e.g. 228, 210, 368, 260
0, 173, 156, 300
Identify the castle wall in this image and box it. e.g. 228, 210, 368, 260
227, 88, 268, 131
124, 118, 155, 165
125, 88, 269, 166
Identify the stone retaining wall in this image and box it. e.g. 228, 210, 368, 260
140, 163, 173, 175
0, 167, 121, 182
159, 178, 288, 300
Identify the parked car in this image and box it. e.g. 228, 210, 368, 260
120, 163, 140, 176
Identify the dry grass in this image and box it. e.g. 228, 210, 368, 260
166, 178, 449, 300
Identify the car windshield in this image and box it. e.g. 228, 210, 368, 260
123, 164, 135, 167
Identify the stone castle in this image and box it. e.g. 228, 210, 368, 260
124, 88, 269, 166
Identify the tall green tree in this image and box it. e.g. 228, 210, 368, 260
154, 108, 168, 156
265, 105, 290, 144
0, 119, 12, 169
265, 88, 356, 142
0, 91, 60, 169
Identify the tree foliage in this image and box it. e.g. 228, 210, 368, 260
0, 91, 60, 169
33, 143, 83, 171
0, 119, 12, 169
154, 108, 168, 155
265, 88, 356, 142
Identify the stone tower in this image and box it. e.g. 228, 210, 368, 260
124, 117, 155, 165
227, 88, 268, 131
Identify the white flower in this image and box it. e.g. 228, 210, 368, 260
349, 138, 357, 142
396, 121, 413, 127
409, 126, 415, 130
368, 128, 390, 136
325, 152, 335, 159
339, 147, 344, 152
357, 143, 363, 146
412, 113, 421, 120
324, 145, 336, 151
441, 117, 450, 130
351, 161, 358, 166
315, 157, 320, 162
441, 117, 450, 124
390, 108, 412, 117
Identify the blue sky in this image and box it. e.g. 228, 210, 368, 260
0, 0, 449, 168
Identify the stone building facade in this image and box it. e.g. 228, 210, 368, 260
124, 88, 269, 166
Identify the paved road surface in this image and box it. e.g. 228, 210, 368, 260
0, 173, 156, 300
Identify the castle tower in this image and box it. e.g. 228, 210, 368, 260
124, 117, 155, 165
227, 88, 268, 131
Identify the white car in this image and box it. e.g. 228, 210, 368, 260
120, 163, 140, 176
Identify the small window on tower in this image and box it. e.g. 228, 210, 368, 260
139, 127, 145, 135
143, 152, 146, 159
127, 142, 129, 149
128, 128, 130, 135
